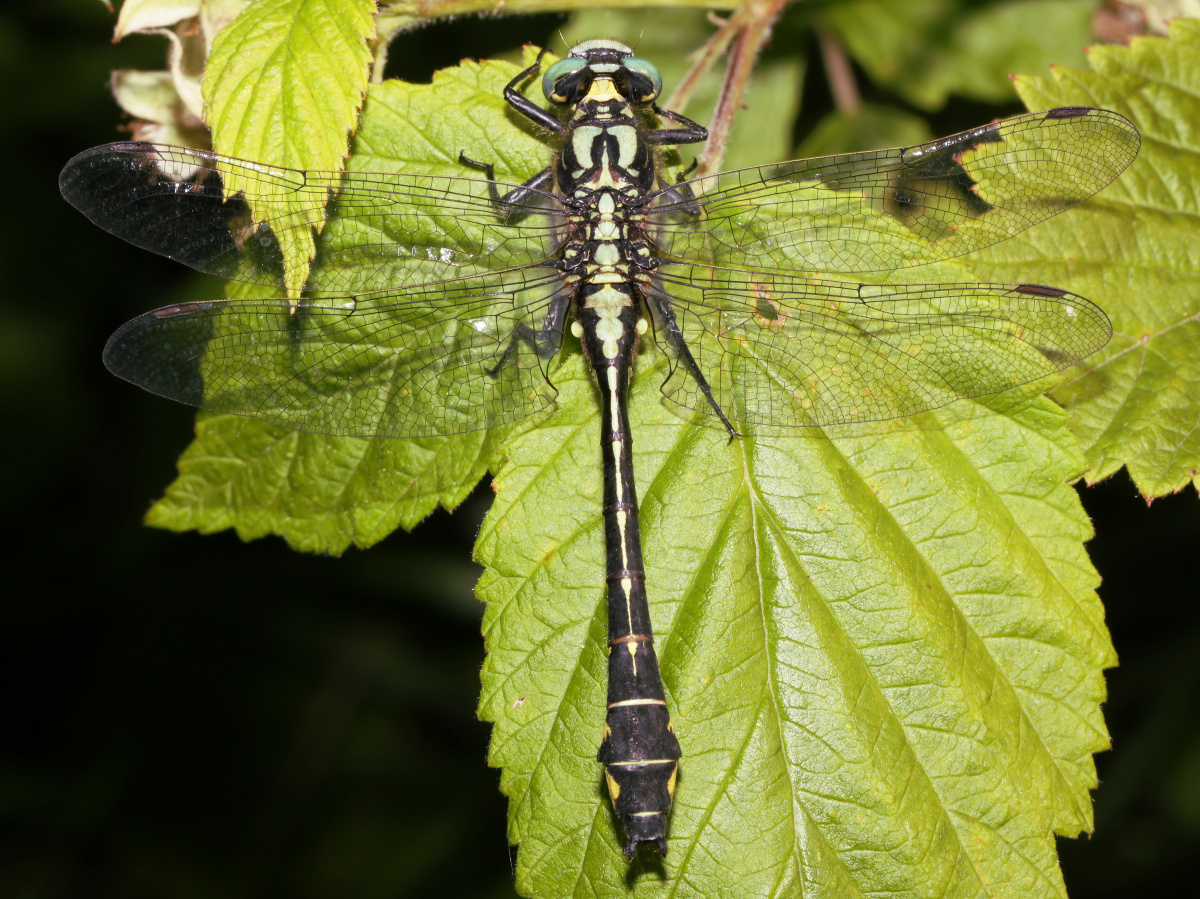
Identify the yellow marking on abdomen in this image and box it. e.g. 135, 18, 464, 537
608, 698, 667, 708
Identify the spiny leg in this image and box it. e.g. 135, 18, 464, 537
485, 292, 570, 379
644, 104, 709, 147
645, 286, 739, 439
459, 48, 564, 223
458, 153, 555, 223
502, 48, 565, 134
653, 159, 704, 217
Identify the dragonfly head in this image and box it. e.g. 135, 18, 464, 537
542, 40, 663, 108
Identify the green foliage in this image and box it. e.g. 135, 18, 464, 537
146, 410, 506, 553
97, 2, 1191, 897
823, 0, 1095, 110
479, 354, 1111, 896
797, 103, 934, 157
151, 53, 553, 549
204, 0, 377, 294
970, 18, 1200, 497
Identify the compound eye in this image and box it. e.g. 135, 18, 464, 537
542, 57, 588, 104
621, 56, 662, 102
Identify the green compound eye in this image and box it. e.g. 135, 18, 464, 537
622, 57, 662, 101
542, 57, 588, 103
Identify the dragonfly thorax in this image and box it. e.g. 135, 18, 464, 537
559, 91, 656, 197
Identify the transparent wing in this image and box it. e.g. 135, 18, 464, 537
650, 107, 1139, 275
103, 266, 570, 438
651, 264, 1112, 429
60, 142, 566, 295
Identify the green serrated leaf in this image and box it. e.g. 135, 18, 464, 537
147, 410, 506, 554
151, 54, 550, 551
203, 0, 377, 295
968, 19, 1200, 497
351, 47, 550, 180
479, 343, 1112, 896
825, 0, 1094, 110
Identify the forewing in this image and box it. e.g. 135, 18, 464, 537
103, 267, 568, 438
59, 142, 565, 294
651, 108, 1139, 275
651, 265, 1112, 429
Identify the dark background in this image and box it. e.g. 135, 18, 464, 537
3, 2, 1197, 897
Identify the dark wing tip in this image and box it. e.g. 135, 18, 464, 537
1015, 283, 1067, 298
1043, 105, 1095, 120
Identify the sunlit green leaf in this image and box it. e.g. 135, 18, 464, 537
140, 39, 1126, 897
147, 409, 507, 554
151, 53, 551, 551
969, 18, 1200, 497
204, 0, 377, 294
479, 349, 1112, 896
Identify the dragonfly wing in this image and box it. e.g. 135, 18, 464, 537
651, 108, 1139, 275
59, 142, 566, 294
104, 267, 569, 438
651, 265, 1112, 429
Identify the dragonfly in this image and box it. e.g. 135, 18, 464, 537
60, 40, 1139, 858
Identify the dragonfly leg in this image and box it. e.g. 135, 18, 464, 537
644, 105, 708, 147
457, 153, 554, 223
459, 48, 564, 223
484, 292, 570, 379
644, 288, 739, 439
532, 292, 570, 361
654, 164, 704, 217
503, 49, 567, 136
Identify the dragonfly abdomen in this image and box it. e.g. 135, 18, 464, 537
576, 299, 681, 859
